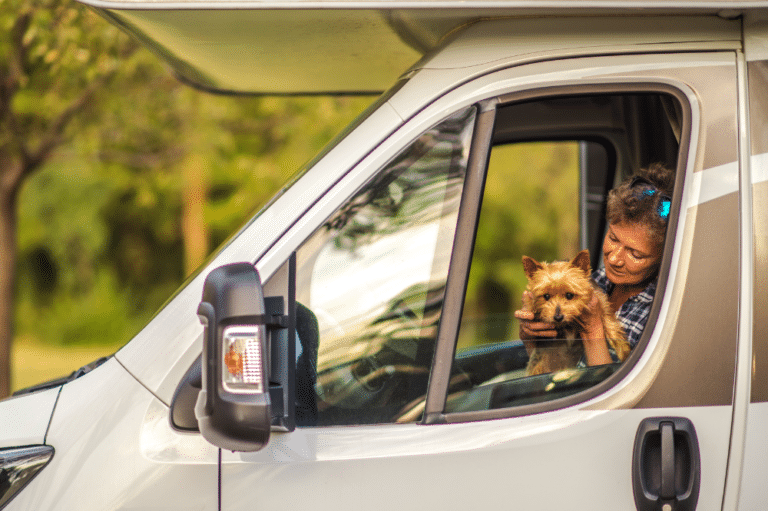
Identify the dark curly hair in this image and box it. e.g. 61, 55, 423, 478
606, 163, 675, 248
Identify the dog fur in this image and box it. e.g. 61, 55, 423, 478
521, 250, 629, 376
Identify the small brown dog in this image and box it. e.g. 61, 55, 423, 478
521, 249, 629, 376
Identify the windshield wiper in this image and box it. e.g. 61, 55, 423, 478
12, 356, 112, 396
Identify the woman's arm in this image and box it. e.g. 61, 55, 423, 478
581, 294, 613, 366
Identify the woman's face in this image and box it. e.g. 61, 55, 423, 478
602, 222, 663, 287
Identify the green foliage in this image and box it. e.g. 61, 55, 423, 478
458, 141, 579, 349
2, 0, 372, 393
15, 46, 371, 346
468, 141, 579, 301
1, 0, 139, 159
16, 267, 150, 347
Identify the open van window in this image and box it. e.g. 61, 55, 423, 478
446, 92, 681, 416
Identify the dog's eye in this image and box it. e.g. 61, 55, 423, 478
565, 292, 574, 300
543, 293, 550, 301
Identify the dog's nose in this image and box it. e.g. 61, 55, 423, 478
554, 313, 564, 322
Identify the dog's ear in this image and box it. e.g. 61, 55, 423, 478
522, 256, 543, 279
571, 250, 591, 275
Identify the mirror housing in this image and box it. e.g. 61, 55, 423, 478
194, 263, 272, 452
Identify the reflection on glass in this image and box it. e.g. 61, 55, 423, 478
296, 106, 477, 425
446, 140, 621, 413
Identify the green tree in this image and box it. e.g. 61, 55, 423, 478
4, 0, 372, 396
0, 0, 138, 397
94, 80, 371, 310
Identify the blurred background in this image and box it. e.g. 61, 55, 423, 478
1, 0, 372, 395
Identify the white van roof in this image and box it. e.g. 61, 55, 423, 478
82, 0, 764, 94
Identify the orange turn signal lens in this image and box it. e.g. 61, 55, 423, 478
221, 326, 264, 393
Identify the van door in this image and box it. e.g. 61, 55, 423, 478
222, 52, 740, 511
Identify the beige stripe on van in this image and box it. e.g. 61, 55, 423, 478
753, 179, 768, 403
588, 59, 740, 410
749, 57, 768, 403
637, 193, 740, 408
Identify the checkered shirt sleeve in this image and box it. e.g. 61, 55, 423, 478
592, 268, 656, 349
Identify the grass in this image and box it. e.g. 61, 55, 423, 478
11, 336, 125, 393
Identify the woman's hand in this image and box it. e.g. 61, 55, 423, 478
514, 311, 559, 339
514, 292, 557, 356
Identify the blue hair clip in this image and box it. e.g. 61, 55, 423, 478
631, 177, 671, 221
658, 199, 671, 220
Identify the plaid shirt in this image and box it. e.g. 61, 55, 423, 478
577, 267, 656, 366
592, 267, 655, 349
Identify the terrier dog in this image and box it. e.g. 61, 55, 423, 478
521, 249, 629, 376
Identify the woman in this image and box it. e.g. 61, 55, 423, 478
515, 162, 674, 366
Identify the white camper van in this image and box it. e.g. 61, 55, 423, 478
2, 2, 767, 510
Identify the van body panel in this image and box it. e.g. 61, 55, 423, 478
739, 403, 768, 508
739, 50, 768, 509
6, 359, 218, 511
635, 192, 740, 408
210, 49, 735, 509
390, 50, 739, 133
221, 407, 731, 511
748, 61, 768, 156
752, 176, 768, 402
417, 16, 739, 71
0, 387, 58, 448
745, 11, 768, 61
748, 60, 768, 404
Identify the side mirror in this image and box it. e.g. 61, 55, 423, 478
194, 263, 272, 452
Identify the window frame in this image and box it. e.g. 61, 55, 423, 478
423, 82, 692, 424
271, 105, 480, 426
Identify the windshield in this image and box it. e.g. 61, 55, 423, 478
129, 79, 409, 342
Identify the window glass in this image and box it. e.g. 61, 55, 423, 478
294, 106, 476, 425
445, 93, 679, 415
457, 141, 581, 351
447, 141, 589, 413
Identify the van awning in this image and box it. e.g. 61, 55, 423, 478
83, 0, 757, 95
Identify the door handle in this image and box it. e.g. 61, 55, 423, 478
632, 417, 700, 511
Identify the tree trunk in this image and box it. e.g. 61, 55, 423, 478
181, 152, 209, 277
0, 163, 19, 398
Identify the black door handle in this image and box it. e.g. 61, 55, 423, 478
632, 417, 700, 511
